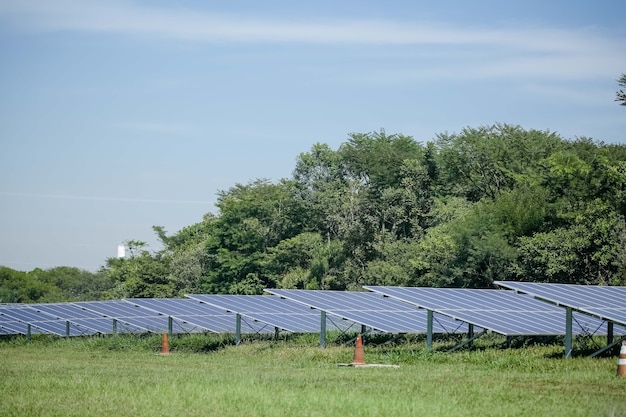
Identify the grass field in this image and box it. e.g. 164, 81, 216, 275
0, 334, 624, 417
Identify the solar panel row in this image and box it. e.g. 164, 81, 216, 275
265, 289, 472, 334
495, 281, 626, 326
2, 283, 623, 358
362, 286, 620, 336
495, 281, 626, 356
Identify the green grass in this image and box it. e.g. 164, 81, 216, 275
0, 335, 624, 417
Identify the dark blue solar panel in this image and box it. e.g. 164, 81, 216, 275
265, 289, 472, 334
33, 302, 106, 319
186, 294, 344, 333
495, 281, 626, 327
74, 300, 172, 334
0, 306, 58, 322
125, 298, 271, 334
0, 320, 31, 335
0, 305, 96, 336
364, 286, 613, 336
69, 318, 146, 334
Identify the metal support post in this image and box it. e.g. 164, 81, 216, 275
235, 313, 241, 345
168, 316, 173, 337
320, 311, 327, 348
426, 310, 433, 351
607, 322, 614, 346
565, 307, 573, 358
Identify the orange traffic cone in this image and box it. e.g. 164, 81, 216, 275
617, 341, 626, 377
351, 334, 366, 366
160, 332, 170, 356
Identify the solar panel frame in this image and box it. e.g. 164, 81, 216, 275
125, 298, 271, 334
73, 300, 174, 334
185, 294, 349, 333
495, 281, 626, 327
68, 317, 147, 334
0, 320, 32, 335
265, 289, 474, 334
363, 286, 610, 336
0, 305, 97, 336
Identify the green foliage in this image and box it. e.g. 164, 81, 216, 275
435, 124, 562, 201
0, 266, 112, 303
102, 240, 172, 298
78, 124, 626, 294
516, 201, 626, 285
7, 124, 626, 299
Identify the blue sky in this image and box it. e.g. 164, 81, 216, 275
1, 0, 625, 272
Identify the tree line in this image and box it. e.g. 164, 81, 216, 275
2, 123, 626, 303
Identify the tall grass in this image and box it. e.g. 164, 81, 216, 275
0, 334, 624, 417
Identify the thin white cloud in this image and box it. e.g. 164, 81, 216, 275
0, 0, 619, 51
0, 0, 623, 81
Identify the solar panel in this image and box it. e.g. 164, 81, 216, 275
74, 300, 172, 334
495, 281, 626, 327
125, 298, 270, 334
0, 310, 39, 335
32, 302, 105, 319
185, 294, 345, 333
31, 302, 145, 334
265, 289, 471, 334
363, 286, 610, 336
0, 321, 29, 335
0, 305, 98, 336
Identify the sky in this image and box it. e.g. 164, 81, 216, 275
0, 0, 625, 272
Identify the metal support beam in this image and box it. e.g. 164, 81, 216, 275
27, 323, 31, 344
320, 311, 327, 348
447, 330, 487, 353
65, 320, 70, 339
588, 335, 626, 358
112, 319, 117, 335
505, 336, 512, 349
467, 323, 474, 348
235, 313, 241, 346
565, 307, 573, 358
426, 310, 433, 351
607, 322, 614, 346
168, 316, 173, 336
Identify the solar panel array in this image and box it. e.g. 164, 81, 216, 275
265, 289, 471, 334
364, 286, 621, 336
0, 304, 97, 336
0, 299, 265, 337
129, 298, 275, 334
495, 281, 626, 326
2, 284, 623, 343
185, 294, 352, 333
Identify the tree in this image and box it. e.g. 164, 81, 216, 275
101, 241, 173, 298
339, 129, 424, 191
616, 73, 626, 106
85, 124, 626, 294
516, 201, 626, 285
435, 124, 563, 201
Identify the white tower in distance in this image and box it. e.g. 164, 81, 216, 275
117, 244, 126, 259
